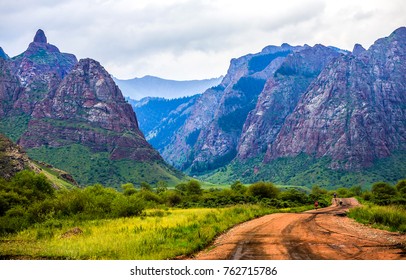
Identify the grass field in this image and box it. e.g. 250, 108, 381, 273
0, 205, 311, 260
348, 204, 406, 233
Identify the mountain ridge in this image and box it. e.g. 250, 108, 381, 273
114, 75, 222, 100
0, 30, 185, 187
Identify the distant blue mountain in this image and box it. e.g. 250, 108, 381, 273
114, 75, 222, 100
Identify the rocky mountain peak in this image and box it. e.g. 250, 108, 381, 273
352, 43, 366, 56
33, 29, 47, 44
0, 47, 9, 60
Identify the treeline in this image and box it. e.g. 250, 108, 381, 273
1, 170, 405, 235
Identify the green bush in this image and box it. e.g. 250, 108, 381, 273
371, 182, 397, 205
248, 181, 279, 199
111, 196, 144, 217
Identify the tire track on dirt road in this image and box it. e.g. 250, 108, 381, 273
192, 198, 406, 260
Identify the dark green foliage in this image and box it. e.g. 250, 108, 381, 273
230, 180, 246, 193
162, 190, 182, 207
140, 182, 152, 191
279, 188, 309, 205
185, 180, 203, 196
0, 173, 147, 234
371, 182, 397, 205
396, 179, 406, 195
0, 114, 31, 142
248, 181, 279, 199
122, 183, 137, 196
202, 152, 406, 190
155, 181, 168, 194
111, 196, 144, 217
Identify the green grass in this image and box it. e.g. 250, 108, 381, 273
348, 204, 406, 233
31, 162, 77, 190
199, 152, 406, 190
27, 144, 185, 188
0, 205, 308, 260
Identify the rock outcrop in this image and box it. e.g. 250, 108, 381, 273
268, 27, 406, 170
0, 30, 182, 186
19, 58, 162, 162
159, 27, 405, 183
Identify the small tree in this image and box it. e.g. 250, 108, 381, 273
248, 181, 279, 199
310, 185, 327, 201
122, 183, 137, 196
350, 185, 363, 196
395, 179, 406, 195
155, 181, 168, 194
185, 180, 203, 196
371, 182, 397, 205
140, 182, 152, 192
231, 180, 246, 193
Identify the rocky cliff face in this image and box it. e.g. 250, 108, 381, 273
9, 29, 78, 115
268, 27, 406, 170
161, 43, 342, 173
237, 44, 340, 160
19, 58, 162, 162
0, 58, 22, 118
0, 133, 30, 179
159, 27, 405, 185
0, 30, 182, 186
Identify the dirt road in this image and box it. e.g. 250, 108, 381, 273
192, 198, 406, 260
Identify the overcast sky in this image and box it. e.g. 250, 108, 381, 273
0, 0, 405, 80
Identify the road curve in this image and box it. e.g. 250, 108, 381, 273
192, 198, 406, 260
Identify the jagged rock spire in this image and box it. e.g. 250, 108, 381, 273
352, 43, 366, 56
33, 29, 47, 44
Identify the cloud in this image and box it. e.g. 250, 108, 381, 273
0, 0, 405, 80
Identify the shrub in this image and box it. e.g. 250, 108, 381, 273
162, 191, 182, 207
371, 182, 397, 205
111, 196, 144, 217
122, 183, 137, 196
248, 181, 279, 199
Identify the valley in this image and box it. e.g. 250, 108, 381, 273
1, 26, 405, 261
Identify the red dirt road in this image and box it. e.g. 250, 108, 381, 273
192, 198, 406, 260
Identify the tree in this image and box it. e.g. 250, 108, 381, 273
155, 181, 168, 194
185, 180, 203, 196
371, 182, 397, 205
140, 182, 152, 192
122, 183, 137, 196
248, 181, 279, 199
350, 185, 363, 196
395, 179, 406, 195
310, 185, 327, 201
231, 180, 246, 193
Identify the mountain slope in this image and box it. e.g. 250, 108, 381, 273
159, 27, 405, 187
0, 30, 185, 187
269, 26, 406, 170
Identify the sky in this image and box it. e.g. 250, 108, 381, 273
0, 0, 405, 80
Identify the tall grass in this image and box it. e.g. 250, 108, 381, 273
1, 205, 306, 260
348, 204, 406, 233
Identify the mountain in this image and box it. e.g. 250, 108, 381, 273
0, 30, 184, 187
114, 75, 222, 100
160, 43, 341, 171
0, 47, 8, 60
158, 27, 405, 187
127, 95, 198, 151
268, 27, 406, 169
